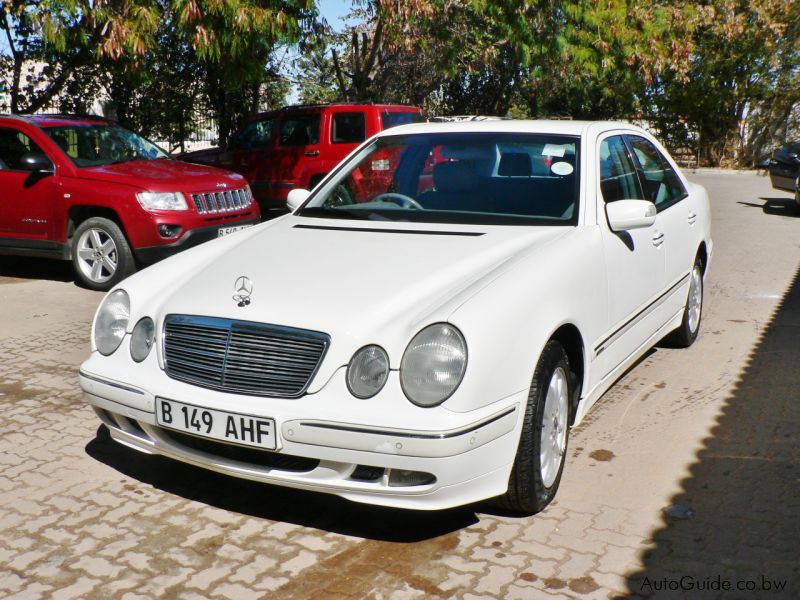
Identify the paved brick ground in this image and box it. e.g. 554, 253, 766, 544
1, 173, 798, 599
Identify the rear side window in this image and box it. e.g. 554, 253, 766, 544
230, 118, 273, 150
626, 135, 687, 210
599, 135, 643, 203
331, 112, 366, 144
381, 112, 422, 130
279, 115, 320, 146
0, 128, 46, 171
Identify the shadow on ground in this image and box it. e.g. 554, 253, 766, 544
737, 197, 798, 217
86, 426, 479, 542
0, 255, 75, 284
626, 265, 800, 597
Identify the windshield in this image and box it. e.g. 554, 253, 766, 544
298, 132, 580, 225
44, 124, 168, 167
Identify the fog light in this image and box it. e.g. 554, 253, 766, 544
157, 224, 182, 238
387, 469, 436, 487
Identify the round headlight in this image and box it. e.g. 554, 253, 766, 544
130, 317, 155, 362
94, 289, 130, 356
400, 323, 467, 407
347, 345, 390, 398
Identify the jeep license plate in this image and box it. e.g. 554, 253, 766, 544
156, 398, 276, 450
218, 224, 253, 237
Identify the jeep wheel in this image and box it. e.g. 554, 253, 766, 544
72, 217, 135, 291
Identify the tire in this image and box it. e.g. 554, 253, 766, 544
495, 340, 573, 514
794, 178, 800, 213
71, 217, 136, 291
667, 256, 704, 348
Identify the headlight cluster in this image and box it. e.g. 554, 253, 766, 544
136, 191, 188, 211
94, 290, 130, 355
346, 323, 467, 407
93, 289, 155, 362
400, 324, 467, 406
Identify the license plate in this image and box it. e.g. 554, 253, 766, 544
156, 398, 276, 450
218, 224, 253, 237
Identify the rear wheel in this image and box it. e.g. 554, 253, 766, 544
71, 217, 135, 291
794, 177, 799, 212
496, 340, 572, 514
666, 256, 704, 348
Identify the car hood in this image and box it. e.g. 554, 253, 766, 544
123, 215, 570, 390
81, 159, 246, 192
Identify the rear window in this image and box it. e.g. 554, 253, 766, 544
279, 114, 320, 146
332, 112, 366, 144
381, 111, 422, 130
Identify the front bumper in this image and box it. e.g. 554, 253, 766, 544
79, 354, 523, 510
133, 219, 260, 264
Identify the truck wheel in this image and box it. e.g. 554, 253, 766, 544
71, 217, 135, 291
495, 340, 572, 514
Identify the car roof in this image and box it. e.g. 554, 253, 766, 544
0, 114, 112, 127
374, 119, 644, 138
247, 103, 420, 121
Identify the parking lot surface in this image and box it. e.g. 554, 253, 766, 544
1, 172, 798, 599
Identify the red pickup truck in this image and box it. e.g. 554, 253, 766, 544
181, 103, 423, 212
0, 114, 260, 290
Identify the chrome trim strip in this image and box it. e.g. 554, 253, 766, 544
298, 406, 517, 440
594, 272, 691, 358
79, 370, 146, 395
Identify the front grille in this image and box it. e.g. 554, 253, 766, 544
159, 428, 320, 472
163, 315, 329, 397
191, 188, 253, 214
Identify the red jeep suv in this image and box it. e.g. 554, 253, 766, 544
0, 114, 260, 290
180, 103, 422, 212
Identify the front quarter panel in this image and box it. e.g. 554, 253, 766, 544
445, 226, 607, 413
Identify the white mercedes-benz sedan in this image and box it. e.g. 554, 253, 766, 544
80, 121, 712, 513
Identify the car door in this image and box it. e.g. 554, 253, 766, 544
0, 126, 57, 240
626, 134, 697, 318
595, 133, 667, 378
268, 110, 323, 190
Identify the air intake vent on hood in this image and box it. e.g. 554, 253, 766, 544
293, 224, 485, 236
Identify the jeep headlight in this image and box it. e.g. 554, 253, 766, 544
94, 289, 130, 355
400, 323, 467, 407
347, 345, 390, 398
136, 191, 188, 211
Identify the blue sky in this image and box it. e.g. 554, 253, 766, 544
317, 0, 354, 31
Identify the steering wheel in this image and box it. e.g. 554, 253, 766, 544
372, 192, 423, 210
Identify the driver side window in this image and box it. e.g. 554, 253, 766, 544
0, 128, 46, 171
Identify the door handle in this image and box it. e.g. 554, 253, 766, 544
304, 150, 319, 157
688, 211, 697, 225
652, 232, 665, 247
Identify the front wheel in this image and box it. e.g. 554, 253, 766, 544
667, 257, 704, 348
495, 340, 573, 514
71, 217, 136, 291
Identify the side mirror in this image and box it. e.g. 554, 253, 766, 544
606, 199, 657, 232
20, 152, 55, 174
286, 188, 311, 213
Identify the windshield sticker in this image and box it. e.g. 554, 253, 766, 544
542, 144, 567, 158
551, 161, 574, 176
